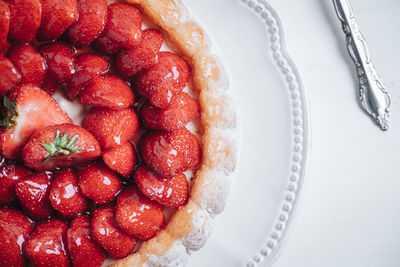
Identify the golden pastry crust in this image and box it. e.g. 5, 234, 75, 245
111, 0, 237, 266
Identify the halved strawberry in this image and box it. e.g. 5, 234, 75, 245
38, 42, 76, 84
49, 168, 87, 217
8, 44, 47, 86
83, 107, 139, 149
0, 54, 20, 95
66, 54, 109, 100
136, 51, 190, 109
7, 0, 41, 43
80, 74, 134, 109
22, 123, 101, 170
94, 3, 142, 55
38, 0, 78, 41
0, 84, 72, 159
134, 166, 188, 208
102, 142, 135, 177
67, 215, 106, 267
142, 92, 199, 131
91, 206, 136, 258
0, 162, 32, 205
15, 172, 53, 219
77, 163, 121, 205
0, 209, 34, 267
115, 186, 164, 240
0, 2, 10, 52
115, 29, 163, 78
140, 128, 200, 178
25, 219, 69, 267
66, 0, 108, 46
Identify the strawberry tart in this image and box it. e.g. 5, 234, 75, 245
0, 0, 237, 266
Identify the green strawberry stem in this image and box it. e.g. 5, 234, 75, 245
40, 129, 82, 163
0, 96, 18, 129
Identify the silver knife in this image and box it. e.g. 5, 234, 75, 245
333, 0, 391, 131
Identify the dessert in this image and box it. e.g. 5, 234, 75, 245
0, 0, 237, 266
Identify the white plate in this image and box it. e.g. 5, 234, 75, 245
186, 0, 310, 266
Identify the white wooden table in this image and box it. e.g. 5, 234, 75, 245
183, 0, 400, 266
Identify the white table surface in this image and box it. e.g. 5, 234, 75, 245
183, 0, 400, 266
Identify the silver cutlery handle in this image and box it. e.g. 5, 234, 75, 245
333, 0, 391, 130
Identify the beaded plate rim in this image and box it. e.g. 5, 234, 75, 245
240, 0, 310, 266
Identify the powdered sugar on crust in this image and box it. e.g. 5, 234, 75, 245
110, 0, 238, 266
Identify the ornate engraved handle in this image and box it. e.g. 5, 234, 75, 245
333, 0, 391, 130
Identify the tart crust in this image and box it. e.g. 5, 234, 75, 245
112, 0, 237, 266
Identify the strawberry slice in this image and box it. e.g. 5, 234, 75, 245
66, 0, 108, 46
0, 162, 32, 205
136, 51, 190, 109
115, 186, 164, 240
39, 42, 76, 84
67, 215, 106, 267
115, 29, 163, 78
25, 219, 70, 267
0, 84, 72, 159
15, 172, 54, 219
7, 0, 41, 43
0, 54, 20, 95
8, 44, 47, 86
142, 92, 199, 131
38, 0, 78, 41
80, 74, 134, 109
0, 209, 34, 267
83, 107, 139, 149
77, 163, 121, 205
66, 54, 109, 100
134, 166, 188, 208
94, 3, 142, 55
22, 123, 101, 170
140, 128, 201, 178
0, 2, 10, 52
91, 206, 136, 259
49, 168, 87, 217
102, 142, 135, 177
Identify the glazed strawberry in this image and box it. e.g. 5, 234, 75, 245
80, 75, 134, 109
102, 142, 135, 177
0, 84, 72, 159
91, 206, 136, 258
134, 166, 188, 208
22, 123, 101, 170
0, 54, 20, 95
0, 163, 32, 205
38, 0, 78, 41
25, 219, 69, 267
83, 107, 139, 149
0, 209, 34, 267
142, 92, 199, 131
15, 172, 53, 219
115, 186, 164, 240
49, 168, 87, 217
67, 215, 106, 267
0, 2, 10, 52
8, 44, 47, 85
41, 72, 59, 94
39, 42, 76, 84
140, 128, 200, 178
77, 163, 121, 204
7, 0, 41, 43
66, 54, 109, 100
115, 29, 163, 78
66, 0, 107, 46
95, 3, 143, 55
136, 52, 190, 109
